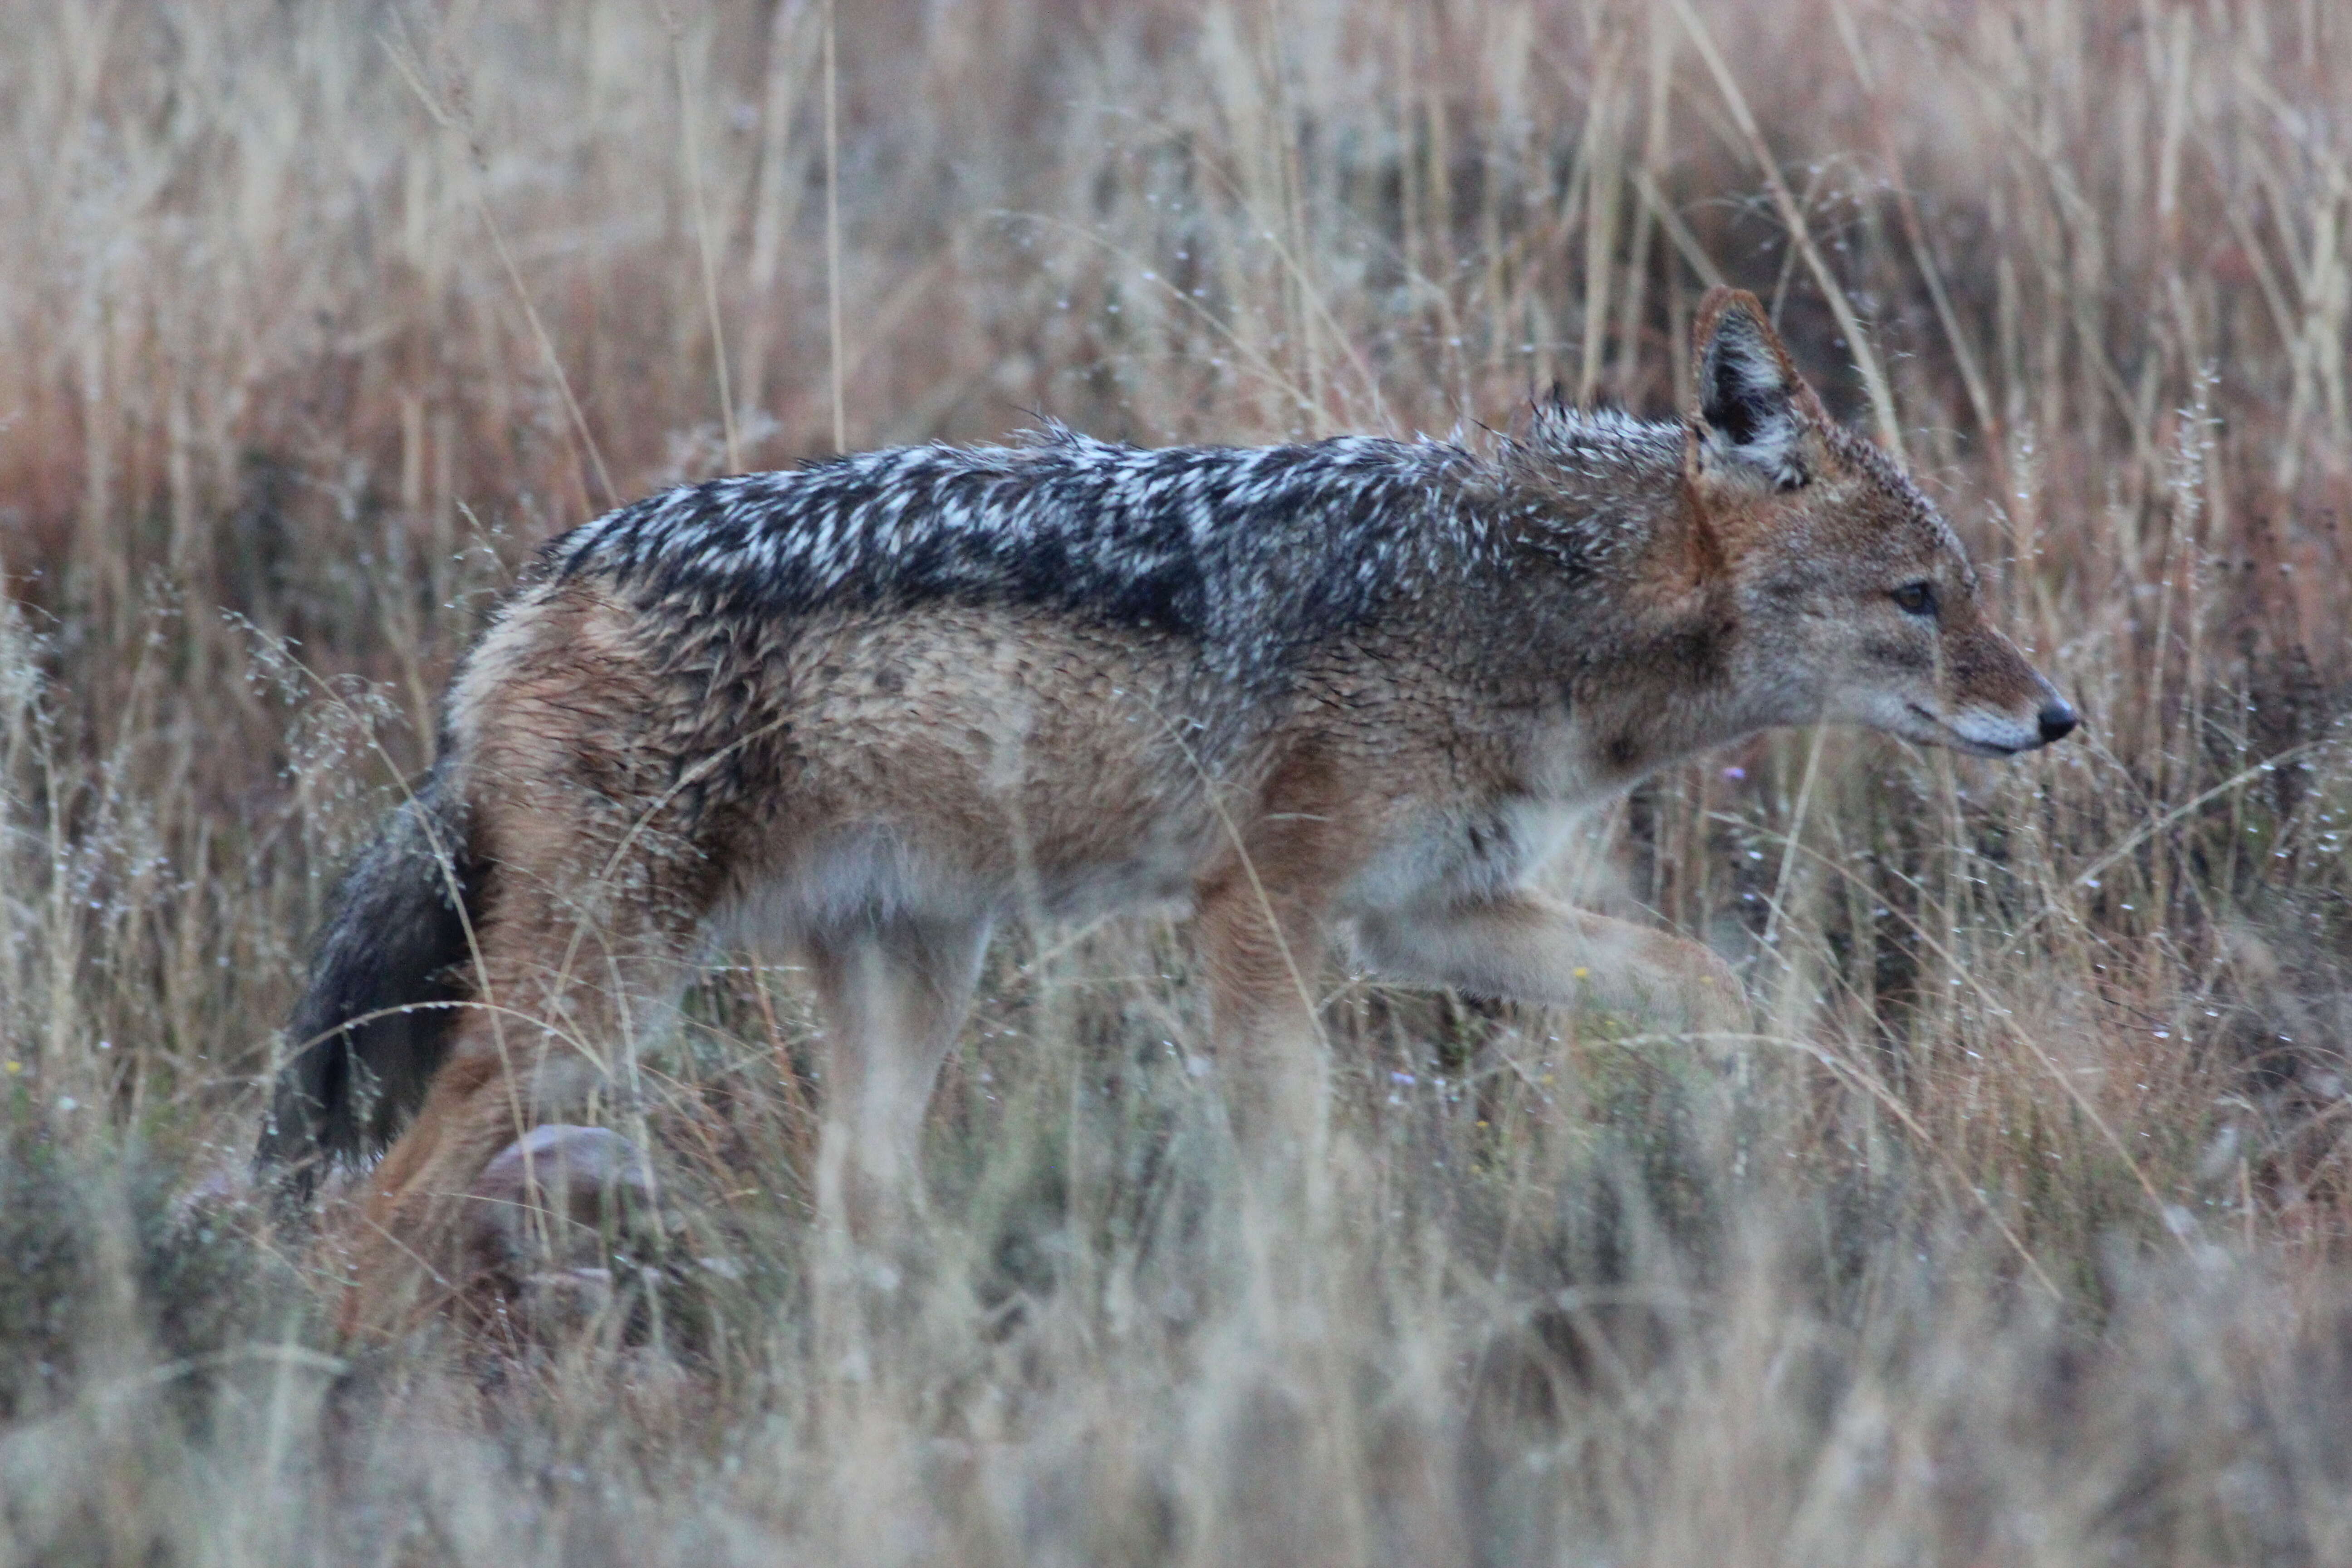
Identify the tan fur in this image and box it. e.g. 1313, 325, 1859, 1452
327, 291, 2072, 1334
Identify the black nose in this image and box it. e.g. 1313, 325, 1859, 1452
2038, 699, 2079, 745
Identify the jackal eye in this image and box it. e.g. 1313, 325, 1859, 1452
1890, 580, 1939, 617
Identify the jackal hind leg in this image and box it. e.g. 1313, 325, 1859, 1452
1355, 889, 1750, 1038
803, 912, 993, 1255
341, 825, 714, 1338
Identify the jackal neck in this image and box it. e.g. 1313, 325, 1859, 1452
1478, 404, 1755, 781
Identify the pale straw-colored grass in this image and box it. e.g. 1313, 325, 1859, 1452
3, 1, 2351, 1561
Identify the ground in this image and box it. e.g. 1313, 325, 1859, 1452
3, 1, 2351, 1562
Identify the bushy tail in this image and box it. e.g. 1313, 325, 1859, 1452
257, 760, 485, 1205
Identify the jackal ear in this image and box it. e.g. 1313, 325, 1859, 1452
1693, 289, 1808, 490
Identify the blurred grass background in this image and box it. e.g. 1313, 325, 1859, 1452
4, 0, 2352, 1562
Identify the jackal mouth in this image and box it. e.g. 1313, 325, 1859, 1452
1905, 703, 2030, 758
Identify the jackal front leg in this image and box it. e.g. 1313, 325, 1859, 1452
1356, 889, 1748, 1038
1191, 871, 1335, 1175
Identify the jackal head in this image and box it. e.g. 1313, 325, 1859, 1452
1685, 289, 2077, 756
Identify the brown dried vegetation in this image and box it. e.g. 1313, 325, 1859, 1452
4, 1, 2352, 1562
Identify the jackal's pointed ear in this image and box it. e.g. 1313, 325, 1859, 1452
1692, 289, 1809, 490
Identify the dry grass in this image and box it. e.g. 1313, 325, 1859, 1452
4, 0, 2352, 1562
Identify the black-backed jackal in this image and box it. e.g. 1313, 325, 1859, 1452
259, 290, 2076, 1332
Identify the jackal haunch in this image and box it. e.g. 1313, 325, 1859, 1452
259, 289, 2075, 1326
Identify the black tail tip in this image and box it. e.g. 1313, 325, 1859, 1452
254, 1106, 325, 1217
